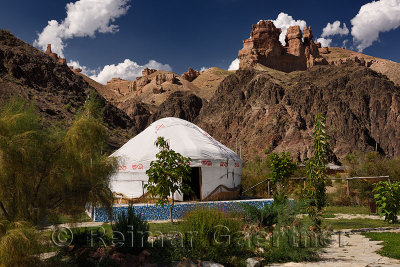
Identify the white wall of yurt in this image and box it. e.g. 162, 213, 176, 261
110, 117, 242, 202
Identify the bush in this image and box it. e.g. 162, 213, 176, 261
176, 207, 245, 265
112, 204, 149, 253
241, 203, 278, 228
373, 181, 400, 223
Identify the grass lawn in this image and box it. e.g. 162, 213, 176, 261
148, 222, 183, 234
362, 232, 400, 260
324, 218, 400, 230
325, 206, 371, 216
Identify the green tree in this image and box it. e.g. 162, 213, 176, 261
62, 94, 117, 219
145, 137, 192, 223
268, 152, 297, 200
304, 114, 330, 231
0, 96, 117, 224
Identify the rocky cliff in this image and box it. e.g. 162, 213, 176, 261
195, 64, 400, 161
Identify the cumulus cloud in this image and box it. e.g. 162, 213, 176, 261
271, 13, 307, 45
34, 0, 131, 56
88, 59, 172, 84
316, 38, 332, 48
228, 58, 240, 71
200, 67, 209, 72
321, 21, 349, 37
351, 0, 400, 52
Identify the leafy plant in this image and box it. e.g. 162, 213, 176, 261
241, 203, 278, 228
145, 137, 192, 223
304, 114, 330, 232
268, 152, 297, 200
373, 181, 400, 223
112, 204, 149, 253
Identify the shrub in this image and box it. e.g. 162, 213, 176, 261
373, 181, 400, 223
241, 203, 278, 228
177, 207, 245, 265
112, 204, 149, 253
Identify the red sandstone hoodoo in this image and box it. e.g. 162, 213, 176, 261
181, 68, 200, 82
45, 44, 67, 65
238, 21, 328, 72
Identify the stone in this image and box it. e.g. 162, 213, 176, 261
182, 68, 200, 82
246, 257, 261, 267
238, 21, 328, 72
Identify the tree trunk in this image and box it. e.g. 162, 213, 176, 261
170, 198, 174, 224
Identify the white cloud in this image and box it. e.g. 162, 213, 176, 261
200, 67, 209, 72
321, 21, 349, 37
270, 13, 307, 45
351, 0, 400, 52
316, 38, 332, 48
87, 59, 172, 84
228, 58, 240, 71
34, 0, 131, 56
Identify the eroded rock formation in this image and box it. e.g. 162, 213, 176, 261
238, 21, 327, 72
182, 68, 200, 82
106, 71, 178, 96
45, 44, 66, 65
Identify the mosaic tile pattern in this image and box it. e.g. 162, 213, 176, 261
94, 199, 274, 222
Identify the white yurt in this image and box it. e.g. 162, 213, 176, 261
110, 117, 242, 202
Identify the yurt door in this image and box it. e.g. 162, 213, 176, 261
183, 167, 202, 201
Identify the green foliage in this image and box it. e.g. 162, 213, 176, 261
268, 152, 297, 199
304, 114, 330, 231
145, 137, 192, 223
112, 204, 149, 253
0, 97, 117, 224
241, 156, 271, 197
0, 220, 41, 266
177, 207, 245, 265
373, 181, 400, 223
241, 203, 278, 228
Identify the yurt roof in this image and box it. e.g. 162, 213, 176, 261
111, 117, 241, 170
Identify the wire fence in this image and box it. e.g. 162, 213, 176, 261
242, 175, 391, 205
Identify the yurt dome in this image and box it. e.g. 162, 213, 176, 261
110, 117, 242, 201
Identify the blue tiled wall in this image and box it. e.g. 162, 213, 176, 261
94, 199, 274, 222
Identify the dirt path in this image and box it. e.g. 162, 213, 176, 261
269, 231, 400, 267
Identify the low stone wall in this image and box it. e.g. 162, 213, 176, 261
94, 198, 274, 222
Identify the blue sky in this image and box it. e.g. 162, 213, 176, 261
1, 0, 399, 84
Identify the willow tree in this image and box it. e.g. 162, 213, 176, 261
62, 95, 117, 219
0, 95, 117, 224
0, 99, 59, 223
